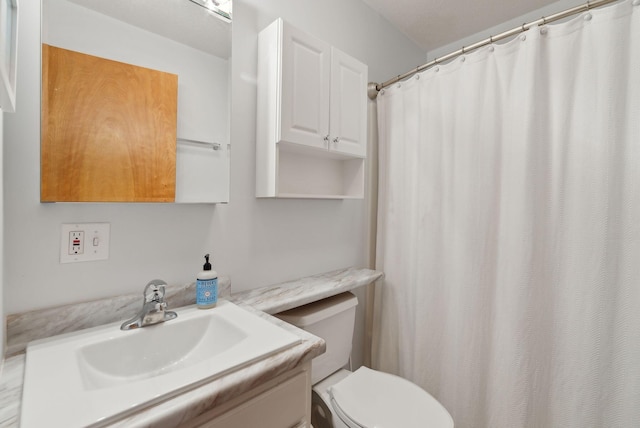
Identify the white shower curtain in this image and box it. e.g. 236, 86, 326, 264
372, 1, 640, 427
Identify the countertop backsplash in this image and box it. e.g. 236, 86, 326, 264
5, 277, 232, 357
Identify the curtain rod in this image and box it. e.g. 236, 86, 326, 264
368, 0, 620, 99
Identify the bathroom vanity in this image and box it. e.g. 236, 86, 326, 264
185, 362, 311, 428
0, 267, 383, 427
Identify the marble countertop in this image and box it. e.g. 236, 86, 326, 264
0, 267, 382, 427
230, 267, 384, 314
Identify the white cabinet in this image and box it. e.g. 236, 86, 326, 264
256, 18, 368, 199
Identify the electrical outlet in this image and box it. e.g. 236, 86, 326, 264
60, 223, 110, 263
68, 230, 84, 255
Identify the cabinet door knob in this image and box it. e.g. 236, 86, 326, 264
323, 135, 330, 142
333, 137, 340, 144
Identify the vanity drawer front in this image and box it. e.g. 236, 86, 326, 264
198, 370, 310, 428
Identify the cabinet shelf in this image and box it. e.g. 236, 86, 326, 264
272, 146, 364, 199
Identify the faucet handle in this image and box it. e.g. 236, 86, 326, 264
143, 279, 168, 303
120, 279, 176, 330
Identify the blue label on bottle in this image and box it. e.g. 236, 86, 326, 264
197, 278, 218, 306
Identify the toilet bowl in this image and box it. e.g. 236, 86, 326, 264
312, 367, 453, 428
276, 292, 454, 428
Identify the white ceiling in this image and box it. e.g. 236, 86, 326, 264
362, 0, 563, 52
71, 0, 570, 59
69, 0, 231, 58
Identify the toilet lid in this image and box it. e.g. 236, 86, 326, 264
329, 367, 454, 428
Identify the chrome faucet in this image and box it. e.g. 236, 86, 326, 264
120, 279, 178, 330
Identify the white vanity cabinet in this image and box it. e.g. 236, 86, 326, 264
256, 18, 368, 199
187, 362, 312, 428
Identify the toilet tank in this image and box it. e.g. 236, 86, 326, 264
276, 292, 358, 384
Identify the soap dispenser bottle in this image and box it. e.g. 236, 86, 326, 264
196, 254, 218, 309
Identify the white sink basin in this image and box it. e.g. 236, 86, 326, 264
21, 300, 301, 427
77, 312, 247, 390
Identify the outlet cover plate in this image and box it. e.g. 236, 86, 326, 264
60, 223, 110, 263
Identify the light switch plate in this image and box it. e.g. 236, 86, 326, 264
60, 223, 110, 263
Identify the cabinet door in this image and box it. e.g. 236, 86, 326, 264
198, 370, 310, 428
329, 47, 368, 157
280, 22, 331, 151
41, 44, 178, 202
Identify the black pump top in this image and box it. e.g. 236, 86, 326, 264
203, 254, 212, 271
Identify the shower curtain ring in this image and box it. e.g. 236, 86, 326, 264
522, 23, 526, 32
587, 1, 592, 9
542, 16, 547, 25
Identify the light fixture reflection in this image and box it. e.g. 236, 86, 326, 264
187, 0, 232, 22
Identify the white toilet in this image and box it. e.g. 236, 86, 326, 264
276, 292, 454, 428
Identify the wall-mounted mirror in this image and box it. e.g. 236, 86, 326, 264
41, 0, 231, 203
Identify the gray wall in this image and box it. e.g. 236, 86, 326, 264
2, 0, 425, 365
